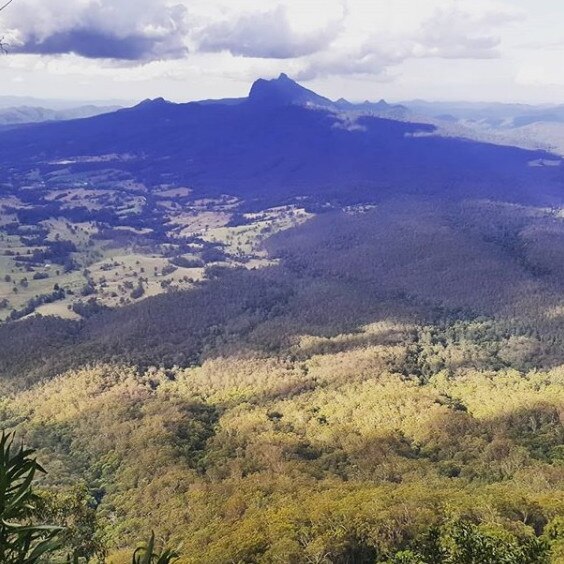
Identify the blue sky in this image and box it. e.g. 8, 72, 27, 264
0, 0, 563, 104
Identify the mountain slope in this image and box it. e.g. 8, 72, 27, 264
248, 72, 335, 108
0, 76, 561, 209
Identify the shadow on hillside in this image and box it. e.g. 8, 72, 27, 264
0, 198, 563, 389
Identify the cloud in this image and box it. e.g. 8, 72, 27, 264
413, 6, 521, 60
196, 4, 344, 59
295, 45, 403, 81
0, 0, 523, 85
14, 29, 186, 60
292, 3, 522, 80
3, 0, 188, 61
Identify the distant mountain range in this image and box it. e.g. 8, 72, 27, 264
1, 74, 561, 209
399, 100, 564, 156
0, 95, 132, 110
0, 104, 123, 126
402, 100, 564, 128
4, 77, 564, 155
0, 76, 406, 127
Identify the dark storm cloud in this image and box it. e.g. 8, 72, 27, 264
14, 28, 187, 60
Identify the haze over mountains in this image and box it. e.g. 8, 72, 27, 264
0, 104, 123, 126
402, 99, 564, 156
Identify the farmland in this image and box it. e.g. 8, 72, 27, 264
0, 173, 310, 322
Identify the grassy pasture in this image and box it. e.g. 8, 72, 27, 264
0, 161, 313, 323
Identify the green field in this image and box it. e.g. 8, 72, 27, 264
0, 186, 311, 322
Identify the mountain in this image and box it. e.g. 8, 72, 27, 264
0, 104, 122, 126
401, 99, 564, 156
247, 73, 410, 117
248, 72, 336, 108
0, 75, 559, 210
0, 95, 132, 110
334, 96, 409, 117
401, 100, 558, 127
198, 74, 409, 118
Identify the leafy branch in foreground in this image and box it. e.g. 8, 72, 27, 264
0, 0, 15, 12
132, 532, 179, 564
0, 431, 180, 562
0, 431, 63, 563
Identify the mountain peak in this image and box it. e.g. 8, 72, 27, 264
134, 97, 171, 109
248, 74, 334, 108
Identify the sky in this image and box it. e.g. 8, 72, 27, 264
0, 0, 563, 105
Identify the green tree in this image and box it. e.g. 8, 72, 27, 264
388, 519, 550, 564
0, 431, 63, 563
36, 485, 107, 562
387, 551, 426, 563
447, 520, 549, 564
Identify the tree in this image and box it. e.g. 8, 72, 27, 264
0, 0, 15, 53
0, 432, 64, 563
0, 0, 15, 11
0, 431, 181, 562
386, 519, 550, 564
36, 485, 107, 562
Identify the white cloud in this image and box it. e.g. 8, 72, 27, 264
270, 2, 522, 80
413, 5, 522, 60
196, 4, 344, 59
1, 0, 559, 103
0, 0, 520, 66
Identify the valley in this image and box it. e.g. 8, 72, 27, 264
0, 74, 562, 562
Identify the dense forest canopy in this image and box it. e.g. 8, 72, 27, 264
0, 195, 562, 561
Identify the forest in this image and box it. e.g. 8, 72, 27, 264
0, 194, 562, 562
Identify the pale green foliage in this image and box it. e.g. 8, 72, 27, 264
3, 348, 562, 561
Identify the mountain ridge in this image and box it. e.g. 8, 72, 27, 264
0, 103, 122, 125
0, 74, 560, 209
143, 73, 408, 115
